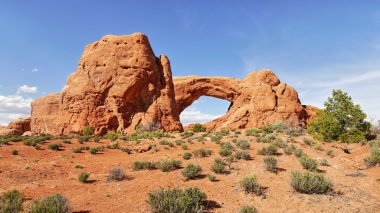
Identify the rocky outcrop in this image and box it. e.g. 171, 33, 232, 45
28, 33, 316, 135
31, 33, 183, 135
0, 118, 31, 136
174, 70, 316, 130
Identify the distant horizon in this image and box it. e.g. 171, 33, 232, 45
1, 1, 379, 125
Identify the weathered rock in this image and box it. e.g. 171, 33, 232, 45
8, 118, 31, 133
22, 131, 33, 137
174, 69, 315, 130
0, 128, 22, 136
31, 33, 183, 135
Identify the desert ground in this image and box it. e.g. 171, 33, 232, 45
0, 128, 379, 213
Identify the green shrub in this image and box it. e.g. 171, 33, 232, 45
325, 149, 334, 157
11, 150, 18, 155
303, 138, 314, 146
219, 148, 233, 157
257, 145, 277, 155
236, 140, 250, 150
284, 145, 295, 155
183, 152, 192, 160
294, 148, 304, 158
147, 187, 206, 213
192, 124, 206, 132
207, 174, 217, 182
107, 141, 120, 149
181, 145, 188, 150
319, 158, 329, 166
245, 128, 261, 136
290, 171, 332, 194
264, 157, 277, 173
271, 138, 287, 148
159, 140, 174, 147
93, 136, 101, 143
133, 161, 157, 171
82, 125, 94, 136
72, 148, 82, 153
235, 151, 251, 160
210, 158, 227, 174
121, 147, 131, 154
78, 172, 90, 183
192, 149, 212, 158
364, 147, 380, 167
181, 164, 202, 180
256, 134, 276, 143
48, 144, 60, 151
0, 189, 23, 213
240, 175, 262, 195
28, 193, 70, 213
180, 131, 194, 139
299, 156, 318, 171
127, 131, 169, 141
89, 147, 98, 154
62, 139, 71, 144
107, 167, 126, 182
307, 89, 371, 143
156, 160, 181, 172
74, 164, 83, 169
239, 205, 257, 213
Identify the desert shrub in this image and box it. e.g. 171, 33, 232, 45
147, 187, 206, 213
207, 174, 216, 182
82, 125, 94, 136
11, 150, 18, 155
239, 205, 257, 213
126, 131, 169, 141
307, 89, 371, 143
290, 171, 332, 194
318, 158, 330, 166
245, 128, 261, 136
180, 131, 194, 139
299, 155, 318, 171
133, 161, 157, 171
271, 138, 287, 148
78, 172, 90, 183
62, 139, 71, 144
303, 138, 314, 146
235, 151, 251, 160
181, 164, 202, 180
219, 148, 233, 157
210, 158, 227, 174
0, 189, 23, 213
107, 141, 120, 149
264, 157, 277, 172
262, 124, 274, 134
89, 147, 98, 154
192, 149, 212, 158
159, 140, 174, 147
107, 167, 126, 182
156, 160, 181, 172
256, 134, 276, 143
74, 164, 83, 169
284, 145, 295, 155
240, 175, 262, 195
182, 152, 192, 160
325, 149, 334, 157
192, 124, 206, 132
93, 136, 101, 143
257, 145, 277, 155
121, 147, 131, 154
28, 193, 70, 213
364, 147, 380, 167
314, 144, 324, 151
48, 144, 60, 151
72, 148, 82, 153
236, 140, 250, 150
294, 148, 305, 158
181, 144, 188, 150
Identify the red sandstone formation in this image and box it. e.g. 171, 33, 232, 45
1, 33, 316, 136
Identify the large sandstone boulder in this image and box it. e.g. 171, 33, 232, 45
174, 70, 316, 130
31, 33, 183, 135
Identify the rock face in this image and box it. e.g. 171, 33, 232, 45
31, 33, 183, 135
0, 118, 31, 136
174, 70, 316, 130
28, 33, 316, 135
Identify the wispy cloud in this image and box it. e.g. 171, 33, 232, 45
32, 67, 39, 72
0, 95, 32, 125
17, 85, 38, 94
180, 107, 221, 125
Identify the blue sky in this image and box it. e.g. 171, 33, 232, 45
0, 1, 380, 125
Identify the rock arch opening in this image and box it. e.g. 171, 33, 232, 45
180, 96, 231, 126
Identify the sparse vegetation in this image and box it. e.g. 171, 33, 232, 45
82, 125, 94, 136
257, 145, 277, 155
181, 164, 202, 180
210, 158, 227, 174
364, 147, 380, 167
11, 150, 18, 155
183, 152, 192, 160
303, 138, 314, 146
299, 155, 318, 171
156, 159, 181, 172
294, 148, 305, 158
133, 161, 157, 171
207, 174, 217, 182
192, 123, 206, 132
240, 175, 262, 195
107, 167, 126, 182
264, 157, 277, 172
290, 171, 332, 194
78, 172, 90, 183
239, 205, 257, 213
245, 128, 261, 136
0, 189, 23, 213
236, 140, 250, 150
192, 149, 212, 158
28, 193, 70, 213
235, 151, 251, 160
147, 187, 206, 213
48, 143, 60, 151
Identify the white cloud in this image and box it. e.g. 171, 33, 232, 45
180, 107, 221, 125
32, 67, 39, 72
0, 95, 32, 125
17, 85, 38, 94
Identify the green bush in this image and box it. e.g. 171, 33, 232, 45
82, 125, 94, 136
74, 164, 83, 169
325, 149, 334, 157
245, 128, 261, 136
28, 193, 70, 213
182, 152, 192, 160
290, 171, 332, 194
307, 89, 371, 143
72, 148, 82, 153
89, 147, 98, 154
284, 145, 295, 155
121, 147, 131, 154
126, 131, 169, 141
192, 149, 212, 158
235, 151, 251, 160
236, 140, 250, 150
303, 138, 314, 146
294, 148, 305, 158
156, 160, 181, 172
48, 144, 60, 151
264, 157, 277, 173
239, 205, 257, 213
133, 161, 157, 170
210, 158, 227, 174
78, 172, 90, 183
192, 124, 206, 132
207, 174, 216, 182
159, 140, 174, 147
107, 167, 126, 182
181, 164, 202, 180
11, 150, 18, 155
240, 175, 262, 195
181, 145, 188, 150
299, 156, 318, 171
257, 145, 277, 155
147, 187, 206, 213
364, 147, 380, 167
107, 141, 120, 149
0, 189, 23, 213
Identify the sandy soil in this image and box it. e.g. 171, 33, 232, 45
0, 132, 379, 213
